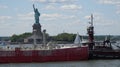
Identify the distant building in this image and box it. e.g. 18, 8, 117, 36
0, 37, 10, 42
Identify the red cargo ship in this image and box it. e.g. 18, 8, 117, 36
0, 46, 88, 63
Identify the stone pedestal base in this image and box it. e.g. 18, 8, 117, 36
24, 23, 43, 44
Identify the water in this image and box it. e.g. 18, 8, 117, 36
0, 60, 120, 67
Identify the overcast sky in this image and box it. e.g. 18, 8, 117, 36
0, 0, 120, 36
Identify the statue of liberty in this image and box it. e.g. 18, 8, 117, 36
33, 4, 40, 24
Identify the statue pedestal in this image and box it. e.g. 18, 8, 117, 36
25, 23, 43, 44
32, 23, 42, 36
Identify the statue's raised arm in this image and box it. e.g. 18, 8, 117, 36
33, 4, 35, 12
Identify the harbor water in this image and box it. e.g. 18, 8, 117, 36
0, 60, 120, 67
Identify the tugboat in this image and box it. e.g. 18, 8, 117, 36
87, 14, 120, 59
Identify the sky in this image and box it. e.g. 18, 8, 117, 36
0, 0, 120, 36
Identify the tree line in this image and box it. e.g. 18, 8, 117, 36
10, 32, 120, 43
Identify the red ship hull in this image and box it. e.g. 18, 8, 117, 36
0, 47, 88, 63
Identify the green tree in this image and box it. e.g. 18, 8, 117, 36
10, 34, 19, 42
10, 32, 32, 42
54, 33, 76, 43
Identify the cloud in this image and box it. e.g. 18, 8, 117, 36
116, 10, 120, 14
41, 13, 76, 20
43, 5, 56, 10
84, 15, 91, 20
96, 0, 120, 14
17, 12, 76, 21
0, 16, 13, 31
99, 0, 115, 4
98, 0, 120, 5
42, 13, 62, 18
116, 5, 120, 14
84, 13, 101, 21
60, 4, 82, 10
43, 4, 82, 11
116, 9, 120, 14
17, 12, 34, 20
31, 0, 78, 3
0, 5, 8, 9
84, 13, 116, 26
41, 13, 62, 20
32, 0, 46, 3
0, 16, 12, 20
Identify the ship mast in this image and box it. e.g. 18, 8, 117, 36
91, 14, 93, 26
87, 14, 94, 50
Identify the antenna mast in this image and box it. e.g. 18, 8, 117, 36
87, 14, 94, 50
91, 14, 93, 26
